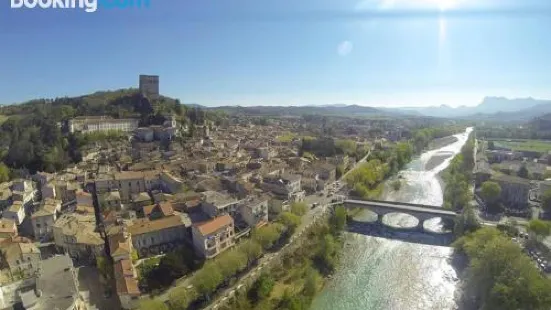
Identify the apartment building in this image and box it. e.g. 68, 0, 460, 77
31, 200, 60, 240
1, 241, 41, 277
200, 191, 241, 218
52, 210, 105, 262
128, 212, 189, 257
68, 116, 139, 134
3, 201, 25, 225
261, 173, 303, 201
192, 214, 235, 258
0, 219, 17, 242
238, 197, 269, 228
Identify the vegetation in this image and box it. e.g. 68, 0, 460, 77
527, 219, 551, 242
492, 139, 551, 153
290, 202, 309, 216
480, 181, 503, 213
300, 137, 369, 161
138, 298, 169, 310
0, 89, 224, 173
412, 126, 466, 153
454, 227, 551, 310
138, 247, 198, 293
391, 179, 401, 191
542, 189, 551, 213
442, 136, 474, 211
219, 206, 347, 310
454, 205, 481, 237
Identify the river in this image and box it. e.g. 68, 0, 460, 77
310, 127, 473, 310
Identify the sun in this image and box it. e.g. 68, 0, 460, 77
432, 0, 457, 11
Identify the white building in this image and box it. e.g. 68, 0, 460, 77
192, 214, 235, 258
239, 197, 269, 228
68, 116, 139, 134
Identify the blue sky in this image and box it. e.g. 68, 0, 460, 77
1, 0, 551, 107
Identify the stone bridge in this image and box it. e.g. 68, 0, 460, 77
343, 198, 459, 231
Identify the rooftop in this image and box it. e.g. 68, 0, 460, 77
202, 191, 238, 208
194, 214, 233, 236
34, 255, 79, 310
128, 214, 187, 236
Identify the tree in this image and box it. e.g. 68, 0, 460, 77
138, 299, 168, 310
279, 212, 301, 233
527, 220, 551, 241
0, 163, 10, 183
168, 287, 198, 310
240, 240, 263, 267
303, 268, 321, 298
518, 164, 529, 178
330, 206, 347, 232
249, 273, 275, 301
480, 181, 502, 205
290, 202, 308, 216
252, 224, 283, 250
131, 249, 139, 263
488, 141, 495, 150
542, 189, 551, 212
192, 261, 223, 298
454, 205, 481, 237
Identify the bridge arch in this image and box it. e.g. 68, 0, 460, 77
343, 199, 458, 233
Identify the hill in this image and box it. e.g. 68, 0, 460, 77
0, 89, 218, 174
392, 97, 551, 122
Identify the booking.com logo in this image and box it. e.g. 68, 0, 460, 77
10, 0, 151, 13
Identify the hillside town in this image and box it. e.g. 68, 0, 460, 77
0, 75, 438, 310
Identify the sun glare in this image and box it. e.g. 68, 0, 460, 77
433, 0, 457, 11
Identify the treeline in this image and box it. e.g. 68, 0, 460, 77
412, 126, 466, 153
442, 135, 474, 211
346, 142, 414, 199
217, 206, 347, 310
0, 89, 224, 173
454, 227, 551, 310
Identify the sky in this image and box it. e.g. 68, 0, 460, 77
1, 0, 551, 107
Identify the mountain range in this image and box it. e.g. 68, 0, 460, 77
391, 97, 551, 120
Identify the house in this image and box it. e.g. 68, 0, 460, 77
100, 191, 122, 210
131, 192, 152, 210
1, 242, 41, 278
3, 201, 25, 225
20, 254, 87, 310
31, 202, 59, 240
492, 174, 530, 210
200, 191, 241, 218
192, 214, 235, 258
114, 259, 140, 310
75, 190, 94, 208
40, 181, 56, 200
261, 173, 303, 201
238, 197, 269, 228
128, 213, 190, 258
0, 219, 17, 242
109, 229, 133, 262
52, 209, 105, 262
160, 171, 184, 194
0, 184, 12, 211
115, 171, 146, 203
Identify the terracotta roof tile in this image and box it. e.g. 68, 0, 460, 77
128, 215, 185, 236
194, 214, 233, 236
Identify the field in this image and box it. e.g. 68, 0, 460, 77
492, 139, 551, 153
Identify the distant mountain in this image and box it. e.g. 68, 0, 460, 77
209, 104, 384, 117
391, 97, 551, 121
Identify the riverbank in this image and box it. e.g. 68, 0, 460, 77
428, 135, 459, 150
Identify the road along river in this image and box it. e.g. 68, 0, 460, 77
310, 128, 473, 310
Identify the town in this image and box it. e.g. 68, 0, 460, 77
0, 75, 459, 310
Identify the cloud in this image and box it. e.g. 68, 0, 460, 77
337, 41, 353, 56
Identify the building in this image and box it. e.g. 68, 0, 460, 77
114, 171, 147, 203
200, 191, 241, 218
3, 201, 25, 225
261, 173, 303, 201
31, 201, 60, 240
160, 171, 184, 194
238, 197, 269, 228
492, 174, 531, 210
68, 116, 139, 134
19, 254, 87, 310
109, 229, 133, 263
114, 259, 140, 310
1, 242, 41, 278
75, 190, 94, 208
128, 212, 189, 258
52, 210, 105, 262
192, 214, 235, 258
139, 75, 160, 98
0, 219, 17, 242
